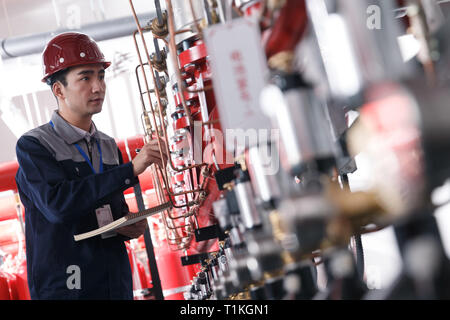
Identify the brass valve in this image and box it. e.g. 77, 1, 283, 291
151, 11, 168, 38
151, 49, 168, 73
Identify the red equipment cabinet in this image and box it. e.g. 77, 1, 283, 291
14, 260, 30, 300
0, 272, 11, 300
154, 239, 199, 300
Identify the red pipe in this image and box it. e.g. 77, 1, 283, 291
264, 0, 308, 60
0, 161, 19, 193
116, 135, 154, 194
0, 196, 20, 221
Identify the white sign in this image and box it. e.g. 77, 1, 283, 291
204, 18, 272, 153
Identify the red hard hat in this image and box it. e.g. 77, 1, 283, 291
41, 32, 111, 83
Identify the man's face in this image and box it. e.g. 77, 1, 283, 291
59, 63, 106, 118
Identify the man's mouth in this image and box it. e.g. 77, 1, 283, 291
89, 98, 104, 103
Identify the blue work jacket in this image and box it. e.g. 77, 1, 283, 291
15, 111, 139, 300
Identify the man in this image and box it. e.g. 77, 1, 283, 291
15, 32, 167, 299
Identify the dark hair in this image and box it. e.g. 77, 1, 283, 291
46, 68, 70, 88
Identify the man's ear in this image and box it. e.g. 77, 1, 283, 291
52, 82, 65, 100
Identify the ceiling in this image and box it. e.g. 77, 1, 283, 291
0, 0, 154, 39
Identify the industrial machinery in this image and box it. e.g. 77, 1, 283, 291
118, 0, 450, 300
3, 0, 450, 301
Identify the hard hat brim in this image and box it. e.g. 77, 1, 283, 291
41, 61, 111, 83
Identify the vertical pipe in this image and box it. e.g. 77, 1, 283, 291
155, 0, 164, 26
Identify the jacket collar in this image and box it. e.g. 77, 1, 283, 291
50, 110, 109, 144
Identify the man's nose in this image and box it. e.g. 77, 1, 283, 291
92, 78, 105, 93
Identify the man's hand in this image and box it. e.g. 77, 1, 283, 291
116, 218, 148, 239
131, 138, 168, 176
